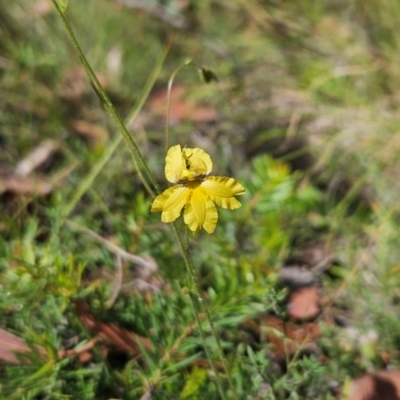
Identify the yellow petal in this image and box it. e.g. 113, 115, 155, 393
184, 188, 218, 234
203, 199, 218, 234
151, 188, 172, 212
190, 188, 207, 227
165, 145, 185, 183
182, 148, 212, 177
151, 185, 188, 222
183, 202, 201, 235
200, 176, 245, 210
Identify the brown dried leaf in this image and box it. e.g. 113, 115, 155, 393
148, 84, 218, 123
261, 315, 321, 358
74, 300, 152, 356
33, 0, 53, 17
150, 84, 186, 107
194, 358, 224, 370
347, 371, 400, 400
241, 315, 321, 359
59, 338, 97, 365
0, 163, 76, 198
0, 175, 53, 196
0, 328, 45, 364
287, 286, 320, 320
71, 120, 109, 146
189, 105, 219, 123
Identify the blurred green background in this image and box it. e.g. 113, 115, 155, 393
2, 0, 400, 399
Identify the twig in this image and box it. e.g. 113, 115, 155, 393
122, 278, 160, 293
65, 219, 156, 272
313, 254, 335, 277
59, 338, 97, 359
275, 111, 301, 154
106, 254, 124, 309
139, 389, 153, 400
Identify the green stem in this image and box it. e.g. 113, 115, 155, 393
53, 2, 236, 397
165, 59, 193, 153
126, 33, 175, 129
172, 222, 239, 400
52, 0, 158, 197
165, 59, 210, 152
61, 36, 171, 220
62, 134, 122, 218
189, 293, 227, 400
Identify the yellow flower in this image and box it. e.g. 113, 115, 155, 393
151, 145, 245, 234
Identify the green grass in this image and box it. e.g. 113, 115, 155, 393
2, 0, 400, 398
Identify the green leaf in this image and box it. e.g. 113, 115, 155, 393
179, 365, 208, 398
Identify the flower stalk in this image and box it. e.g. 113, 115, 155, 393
165, 59, 218, 152
173, 222, 239, 399
52, 2, 239, 397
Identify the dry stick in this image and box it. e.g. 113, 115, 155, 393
65, 220, 155, 271
139, 389, 153, 400
275, 110, 301, 154
59, 338, 97, 359
106, 254, 124, 309
65, 220, 157, 307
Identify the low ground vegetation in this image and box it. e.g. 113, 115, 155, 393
2, 1, 400, 399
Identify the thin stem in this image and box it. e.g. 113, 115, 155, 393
165, 59, 209, 152
126, 33, 175, 129
183, 226, 225, 398
165, 59, 192, 153
52, 0, 159, 197
172, 222, 239, 400
53, 2, 236, 397
60, 37, 171, 219
62, 133, 123, 218
189, 293, 227, 400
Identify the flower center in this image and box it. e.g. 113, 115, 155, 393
186, 180, 201, 189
